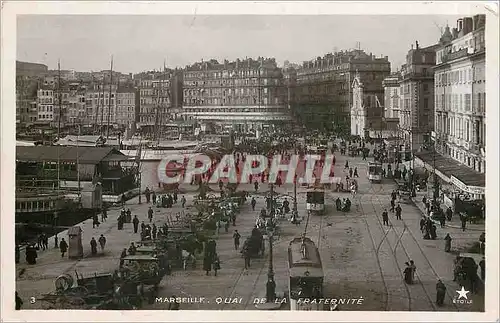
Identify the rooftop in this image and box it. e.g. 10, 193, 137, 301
16, 146, 128, 165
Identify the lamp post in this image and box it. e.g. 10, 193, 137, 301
265, 183, 276, 303
292, 145, 298, 223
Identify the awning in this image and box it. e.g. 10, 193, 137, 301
414, 151, 485, 193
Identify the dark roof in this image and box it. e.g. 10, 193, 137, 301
16, 146, 126, 165
415, 151, 485, 187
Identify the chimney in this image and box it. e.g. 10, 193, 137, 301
416, 41, 419, 49
457, 18, 463, 32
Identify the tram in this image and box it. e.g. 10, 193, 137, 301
367, 161, 383, 183
288, 236, 324, 311
306, 188, 325, 215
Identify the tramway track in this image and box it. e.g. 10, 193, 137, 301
366, 183, 434, 310
369, 188, 461, 311
355, 195, 399, 311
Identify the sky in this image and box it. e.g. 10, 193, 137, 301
17, 15, 461, 74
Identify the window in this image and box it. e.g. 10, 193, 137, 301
465, 94, 471, 111
423, 98, 429, 110
423, 84, 429, 92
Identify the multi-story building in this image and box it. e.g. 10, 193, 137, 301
430, 15, 486, 198
398, 42, 438, 151
16, 61, 47, 127
136, 72, 171, 134
36, 87, 55, 124
382, 72, 401, 119
84, 83, 118, 128
16, 76, 39, 126
116, 87, 137, 126
350, 72, 385, 138
293, 50, 390, 132
182, 57, 291, 133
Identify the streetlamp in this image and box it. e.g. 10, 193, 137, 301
265, 182, 276, 303
292, 145, 299, 223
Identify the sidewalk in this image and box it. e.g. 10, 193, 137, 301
16, 193, 197, 309
411, 189, 484, 232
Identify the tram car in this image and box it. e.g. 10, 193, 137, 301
306, 188, 325, 215
367, 161, 383, 183
288, 236, 324, 311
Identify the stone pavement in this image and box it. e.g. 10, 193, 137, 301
16, 193, 197, 309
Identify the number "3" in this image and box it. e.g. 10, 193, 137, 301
30, 297, 36, 304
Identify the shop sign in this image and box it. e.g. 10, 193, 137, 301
451, 176, 485, 195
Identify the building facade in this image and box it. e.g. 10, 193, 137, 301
293, 50, 390, 132
350, 72, 384, 138
382, 73, 401, 119
398, 42, 437, 151
433, 15, 486, 176
84, 83, 137, 129
16, 61, 47, 127
134, 71, 178, 135
36, 88, 55, 124
182, 58, 291, 132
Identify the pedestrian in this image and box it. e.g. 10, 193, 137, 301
349, 168, 353, 178
168, 295, 180, 310
119, 248, 127, 268
224, 221, 229, 233
233, 230, 241, 250
243, 248, 251, 269
128, 242, 137, 255
409, 260, 416, 283
436, 279, 446, 306
430, 224, 437, 240
403, 262, 412, 284
251, 197, 256, 211
59, 238, 68, 258
37, 234, 43, 250
444, 233, 452, 252
439, 214, 446, 228
43, 233, 49, 250
213, 254, 221, 276
395, 204, 402, 220
203, 255, 212, 276
54, 234, 59, 249
126, 208, 132, 222
390, 199, 395, 212
145, 187, 151, 203
90, 237, 98, 256
479, 257, 485, 280
132, 215, 139, 233
382, 209, 389, 226
479, 232, 485, 254
101, 208, 107, 222
141, 221, 146, 233
98, 234, 106, 251
353, 167, 358, 177
15, 292, 23, 310
121, 193, 126, 206
148, 207, 154, 223
344, 160, 349, 170
152, 224, 157, 240
152, 191, 157, 205
181, 195, 186, 208
173, 191, 178, 204
254, 181, 259, 192
92, 213, 100, 228
446, 207, 453, 221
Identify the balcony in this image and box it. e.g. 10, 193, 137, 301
441, 48, 468, 63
